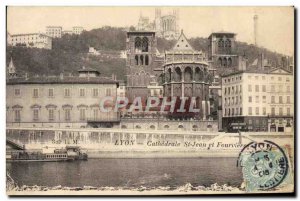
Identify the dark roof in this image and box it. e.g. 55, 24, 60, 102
221, 67, 292, 78
208, 32, 236, 39
127, 31, 155, 37
6, 76, 118, 85
10, 33, 50, 38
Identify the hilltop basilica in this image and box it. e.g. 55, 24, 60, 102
137, 8, 180, 40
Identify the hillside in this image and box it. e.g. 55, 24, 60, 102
6, 26, 286, 81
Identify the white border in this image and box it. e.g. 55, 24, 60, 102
1, 0, 298, 200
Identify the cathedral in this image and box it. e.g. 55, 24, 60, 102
137, 8, 180, 40
125, 29, 214, 120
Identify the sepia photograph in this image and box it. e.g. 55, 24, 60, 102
5, 6, 295, 196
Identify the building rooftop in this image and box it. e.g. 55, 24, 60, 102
9, 33, 51, 38
208, 32, 236, 39
46, 26, 62, 28
221, 67, 292, 77
6, 75, 118, 85
170, 30, 195, 52
127, 31, 155, 35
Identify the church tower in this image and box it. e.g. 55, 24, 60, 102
7, 57, 17, 78
155, 8, 162, 37
126, 31, 157, 103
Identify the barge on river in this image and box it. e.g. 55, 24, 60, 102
6, 146, 88, 162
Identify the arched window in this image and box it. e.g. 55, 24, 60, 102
225, 39, 228, 47
174, 67, 182, 82
121, 125, 127, 129
227, 39, 231, 47
203, 68, 208, 82
145, 73, 150, 86
135, 55, 139, 65
135, 73, 139, 85
195, 67, 200, 81
223, 58, 227, 67
184, 67, 192, 82
218, 39, 223, 47
145, 55, 149, 65
168, 68, 172, 82
135, 37, 141, 52
140, 55, 144, 65
142, 37, 149, 52
135, 125, 141, 129
164, 125, 169, 129
218, 58, 222, 67
150, 125, 155, 130
228, 58, 232, 67
192, 125, 198, 131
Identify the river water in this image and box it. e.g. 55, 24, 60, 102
7, 158, 243, 188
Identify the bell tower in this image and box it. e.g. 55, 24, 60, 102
126, 31, 157, 103
7, 57, 17, 78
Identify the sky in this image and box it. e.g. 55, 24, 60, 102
7, 6, 294, 56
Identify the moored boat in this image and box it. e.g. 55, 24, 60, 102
6, 146, 88, 162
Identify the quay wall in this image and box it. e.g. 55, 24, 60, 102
6, 127, 294, 158
6, 119, 219, 132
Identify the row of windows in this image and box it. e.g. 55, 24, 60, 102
14, 88, 113, 98
248, 75, 290, 82
270, 107, 292, 116
224, 108, 243, 116
224, 85, 242, 95
225, 107, 292, 117
248, 107, 267, 116
247, 75, 266, 80
247, 84, 291, 93
224, 96, 242, 106
224, 76, 242, 83
270, 85, 291, 93
247, 107, 291, 116
135, 55, 149, 66
46, 154, 67, 158
11, 37, 39, 41
248, 84, 267, 92
225, 75, 291, 84
13, 108, 115, 122
270, 96, 291, 104
248, 96, 267, 103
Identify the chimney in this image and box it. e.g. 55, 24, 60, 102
257, 53, 264, 70
25, 73, 28, 80
238, 56, 246, 71
60, 73, 64, 80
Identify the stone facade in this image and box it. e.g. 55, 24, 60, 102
162, 31, 213, 120
221, 68, 294, 132
119, 118, 218, 132
7, 33, 52, 50
125, 31, 158, 103
6, 68, 119, 128
46, 26, 62, 38
208, 32, 242, 73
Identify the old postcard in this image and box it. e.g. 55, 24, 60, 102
6, 6, 294, 195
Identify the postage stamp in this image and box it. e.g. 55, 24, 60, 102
237, 140, 290, 192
